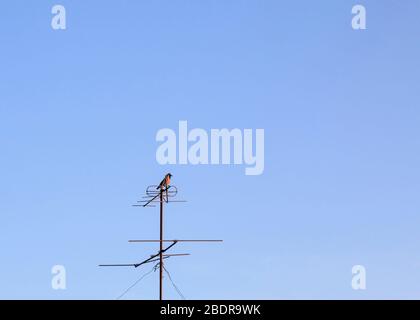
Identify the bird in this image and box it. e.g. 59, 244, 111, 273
157, 173, 172, 189
157, 173, 172, 202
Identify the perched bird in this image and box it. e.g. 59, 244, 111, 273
157, 173, 172, 190
157, 173, 172, 202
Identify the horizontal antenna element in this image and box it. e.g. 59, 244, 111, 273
129, 239, 223, 243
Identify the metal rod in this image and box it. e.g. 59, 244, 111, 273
98, 264, 137, 267
99, 242, 177, 268
135, 241, 177, 268
129, 239, 223, 242
147, 256, 169, 263
142, 192, 160, 207
136, 200, 187, 203
159, 187, 163, 301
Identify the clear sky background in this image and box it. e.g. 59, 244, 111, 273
1, 0, 420, 299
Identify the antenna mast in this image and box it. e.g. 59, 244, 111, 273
159, 186, 164, 300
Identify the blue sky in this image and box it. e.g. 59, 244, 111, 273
0, 0, 420, 299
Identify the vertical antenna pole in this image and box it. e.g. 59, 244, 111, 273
159, 188, 163, 300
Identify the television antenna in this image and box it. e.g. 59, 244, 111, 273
99, 174, 223, 300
